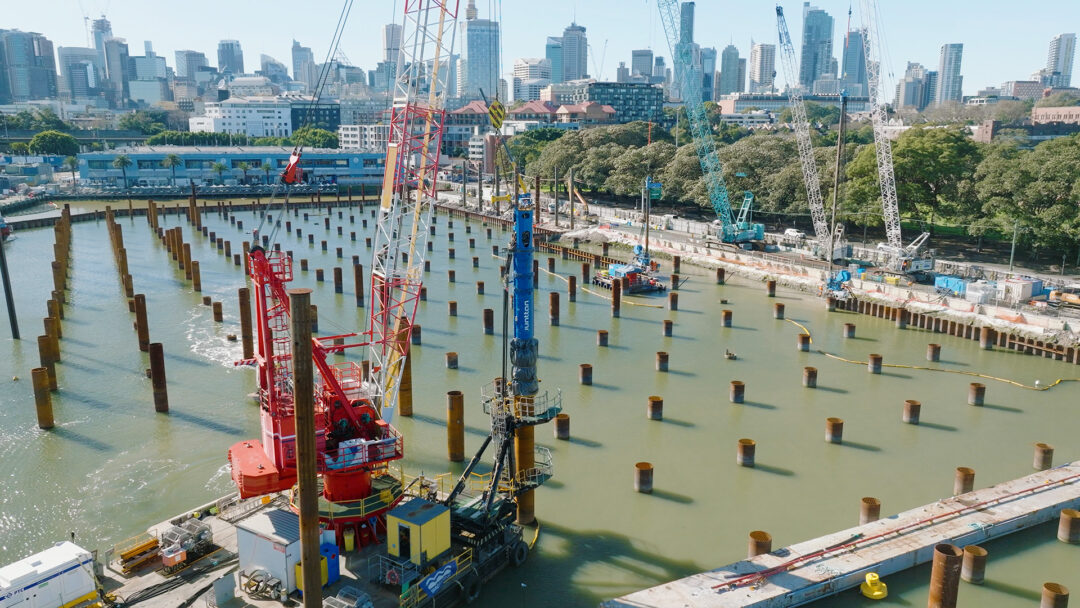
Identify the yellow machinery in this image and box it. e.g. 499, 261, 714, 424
386, 500, 451, 569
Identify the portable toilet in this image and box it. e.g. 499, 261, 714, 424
321, 543, 340, 586
385, 499, 450, 569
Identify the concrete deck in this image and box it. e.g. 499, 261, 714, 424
603, 461, 1080, 608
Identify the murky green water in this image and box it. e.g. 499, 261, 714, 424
1, 200, 1077, 607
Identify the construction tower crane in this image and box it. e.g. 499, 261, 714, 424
775, 5, 829, 245
368, 0, 460, 423
656, 0, 763, 245
857, 0, 933, 279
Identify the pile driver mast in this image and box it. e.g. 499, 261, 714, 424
775, 5, 830, 243
656, 0, 762, 245
368, 0, 459, 424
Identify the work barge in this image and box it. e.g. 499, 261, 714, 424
605, 461, 1080, 607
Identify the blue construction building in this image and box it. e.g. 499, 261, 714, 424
77, 146, 386, 188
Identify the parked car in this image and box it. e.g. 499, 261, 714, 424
783, 228, 806, 239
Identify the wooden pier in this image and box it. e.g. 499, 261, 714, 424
604, 461, 1080, 608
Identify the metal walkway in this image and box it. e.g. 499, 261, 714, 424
603, 461, 1080, 608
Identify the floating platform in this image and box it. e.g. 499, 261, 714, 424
604, 461, 1080, 608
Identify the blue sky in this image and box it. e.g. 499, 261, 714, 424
10, 0, 1079, 97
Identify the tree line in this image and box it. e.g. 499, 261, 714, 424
510, 114, 1080, 256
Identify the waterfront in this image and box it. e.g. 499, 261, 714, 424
0, 199, 1077, 607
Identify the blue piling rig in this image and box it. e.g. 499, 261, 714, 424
510, 206, 538, 398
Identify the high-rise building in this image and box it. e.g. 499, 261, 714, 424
291, 40, 316, 90
653, 56, 667, 79
545, 37, 563, 84
217, 40, 244, 75
383, 23, 403, 64
128, 43, 169, 106
894, 62, 936, 111
701, 47, 718, 100
102, 37, 130, 104
748, 42, 775, 93
459, 0, 500, 100
91, 16, 112, 66
0, 30, 58, 102
57, 46, 102, 101
799, 3, 835, 89
1046, 33, 1076, 88
561, 23, 588, 81
680, 2, 695, 45
935, 43, 963, 106
175, 50, 208, 82
718, 44, 744, 96
514, 57, 551, 101
631, 49, 653, 78
260, 55, 289, 85
840, 29, 867, 97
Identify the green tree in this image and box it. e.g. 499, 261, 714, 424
715, 134, 801, 214
526, 130, 585, 180
237, 161, 250, 185
779, 101, 841, 126
507, 128, 565, 169
10, 142, 29, 155
658, 143, 705, 206
63, 156, 78, 192
161, 153, 182, 187
842, 143, 887, 229
28, 130, 79, 156
31, 108, 72, 131
604, 142, 677, 197
1035, 92, 1080, 108
975, 135, 1080, 253
291, 126, 338, 148
890, 126, 983, 227
263, 163, 272, 184
118, 110, 167, 135
211, 162, 227, 185
112, 154, 133, 189
576, 142, 624, 192
253, 136, 291, 146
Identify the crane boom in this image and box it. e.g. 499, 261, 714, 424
858, 0, 903, 249
368, 0, 459, 424
775, 5, 829, 241
656, 0, 736, 236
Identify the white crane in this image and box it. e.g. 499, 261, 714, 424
858, 0, 932, 277
775, 5, 829, 244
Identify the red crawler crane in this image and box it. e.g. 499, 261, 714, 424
227, 247, 405, 544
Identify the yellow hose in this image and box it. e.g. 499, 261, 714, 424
785, 319, 1080, 391
527, 519, 541, 549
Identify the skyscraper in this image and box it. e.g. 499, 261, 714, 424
701, 47, 717, 100
459, 0, 500, 99
383, 24, 403, 64
217, 40, 244, 75
748, 42, 775, 93
718, 44, 743, 96
175, 50, 208, 82
57, 47, 101, 101
561, 23, 588, 81
0, 30, 57, 102
545, 37, 563, 84
91, 16, 112, 66
680, 2, 695, 45
935, 43, 963, 106
894, 62, 937, 111
1047, 33, 1076, 88
102, 37, 129, 104
631, 49, 653, 78
291, 40, 316, 89
799, 3, 834, 89
260, 54, 289, 85
840, 29, 867, 97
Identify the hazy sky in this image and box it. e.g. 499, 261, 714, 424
8, 0, 1079, 97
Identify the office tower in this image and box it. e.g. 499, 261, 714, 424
718, 44, 744, 95
631, 49, 653, 78
799, 3, 834, 88
698, 47, 715, 100
748, 42, 775, 93
291, 40, 316, 89
57, 47, 102, 100
680, 2, 695, 45
175, 50, 208, 82
561, 23, 588, 81
217, 40, 244, 75
894, 62, 937, 111
1046, 33, 1076, 88
935, 43, 963, 105
0, 30, 58, 102
102, 37, 129, 103
260, 55, 289, 84
459, 0, 500, 99
383, 23, 403, 64
840, 29, 867, 96
545, 37, 563, 84
653, 56, 666, 79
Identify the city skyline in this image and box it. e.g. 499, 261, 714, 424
4, 0, 1079, 101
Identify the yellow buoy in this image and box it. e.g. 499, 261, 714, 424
860, 572, 888, 600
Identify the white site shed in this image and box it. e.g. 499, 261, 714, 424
237, 507, 335, 594
0, 542, 96, 608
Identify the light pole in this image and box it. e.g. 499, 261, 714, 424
1008, 220, 1018, 273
